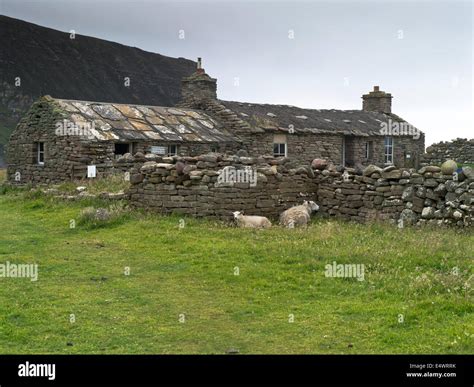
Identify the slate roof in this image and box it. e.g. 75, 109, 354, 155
47, 96, 421, 142
220, 100, 420, 137
52, 98, 240, 143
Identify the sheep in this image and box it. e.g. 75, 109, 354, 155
233, 211, 272, 229
279, 200, 319, 228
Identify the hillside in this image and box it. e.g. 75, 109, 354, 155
0, 15, 196, 166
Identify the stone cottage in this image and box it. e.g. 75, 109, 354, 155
7, 58, 425, 184
179, 63, 425, 168
6, 95, 240, 184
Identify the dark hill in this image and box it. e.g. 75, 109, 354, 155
0, 15, 196, 166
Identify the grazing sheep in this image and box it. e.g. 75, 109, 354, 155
233, 211, 272, 229
279, 200, 319, 228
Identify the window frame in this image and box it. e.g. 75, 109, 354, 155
384, 136, 394, 165
36, 142, 45, 165
167, 144, 179, 156
273, 143, 287, 157
150, 145, 166, 155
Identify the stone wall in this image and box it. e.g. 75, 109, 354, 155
6, 98, 77, 184
422, 138, 474, 166
315, 164, 473, 227
127, 153, 317, 219
6, 97, 241, 185
126, 153, 473, 227
244, 132, 344, 165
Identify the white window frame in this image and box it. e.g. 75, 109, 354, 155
167, 144, 179, 156
273, 143, 287, 157
36, 142, 44, 165
384, 136, 394, 164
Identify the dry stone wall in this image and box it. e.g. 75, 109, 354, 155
315, 164, 473, 227
127, 154, 318, 219
126, 153, 473, 227
422, 138, 474, 166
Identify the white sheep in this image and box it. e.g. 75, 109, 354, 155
279, 200, 319, 228
233, 211, 272, 229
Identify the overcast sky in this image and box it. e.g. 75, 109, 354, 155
1, 0, 472, 145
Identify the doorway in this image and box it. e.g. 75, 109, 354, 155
343, 136, 355, 167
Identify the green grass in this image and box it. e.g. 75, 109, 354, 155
0, 190, 472, 354
54, 173, 130, 195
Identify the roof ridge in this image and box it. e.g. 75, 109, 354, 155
219, 99, 367, 113
49, 96, 200, 111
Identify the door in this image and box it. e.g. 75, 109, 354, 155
343, 136, 355, 167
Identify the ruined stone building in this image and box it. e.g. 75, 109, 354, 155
7, 59, 425, 184
6, 95, 239, 184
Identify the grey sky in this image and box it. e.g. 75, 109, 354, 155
1, 0, 472, 145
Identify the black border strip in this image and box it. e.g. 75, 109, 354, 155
0, 354, 472, 386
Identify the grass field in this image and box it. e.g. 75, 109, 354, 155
0, 188, 472, 354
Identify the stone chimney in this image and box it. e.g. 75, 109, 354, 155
180, 57, 217, 107
362, 86, 393, 113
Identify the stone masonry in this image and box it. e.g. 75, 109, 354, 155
315, 164, 473, 227
127, 153, 317, 219
421, 138, 474, 166
126, 152, 473, 227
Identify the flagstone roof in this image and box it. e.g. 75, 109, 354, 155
51, 97, 240, 143
219, 100, 420, 137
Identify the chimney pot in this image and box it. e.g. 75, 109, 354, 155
197, 57, 202, 70
374, 86, 380, 92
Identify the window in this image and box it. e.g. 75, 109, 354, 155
273, 143, 287, 157
273, 134, 287, 157
150, 145, 166, 155
167, 144, 179, 156
114, 143, 130, 156
365, 141, 373, 159
36, 142, 44, 165
384, 137, 394, 164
